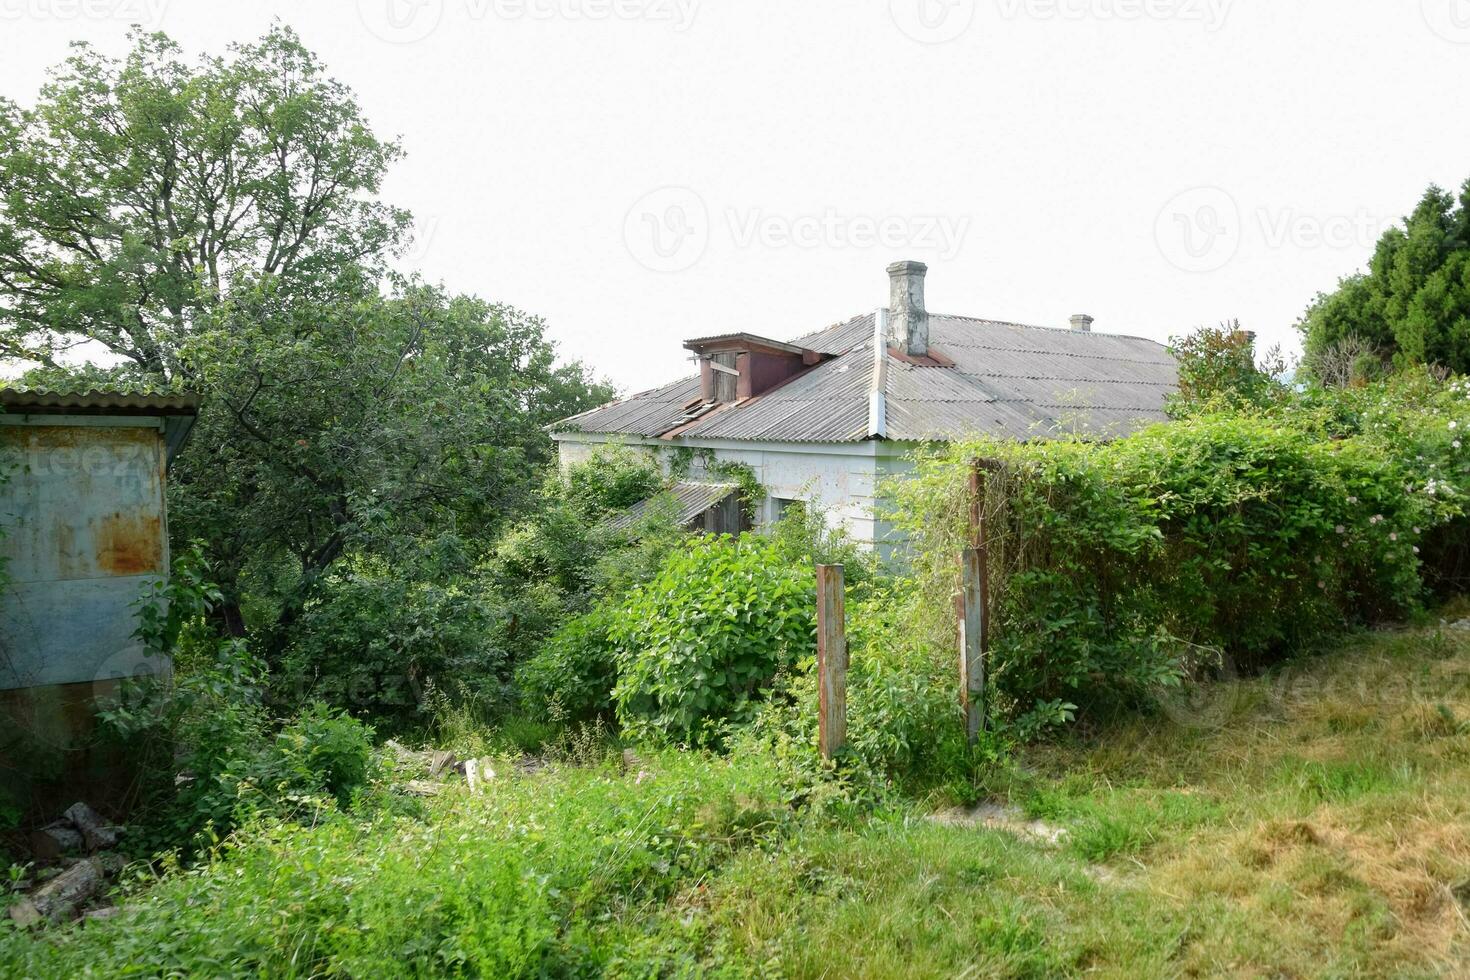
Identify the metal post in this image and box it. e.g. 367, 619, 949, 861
816, 563, 848, 760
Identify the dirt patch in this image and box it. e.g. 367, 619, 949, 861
929, 802, 1068, 847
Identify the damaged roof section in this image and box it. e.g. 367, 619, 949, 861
604, 481, 739, 533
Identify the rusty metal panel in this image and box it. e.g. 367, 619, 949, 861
0, 422, 169, 691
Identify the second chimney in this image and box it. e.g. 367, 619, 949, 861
887, 260, 929, 357
1070, 313, 1095, 333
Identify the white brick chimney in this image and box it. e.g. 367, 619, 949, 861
886, 260, 929, 357
1070, 313, 1094, 333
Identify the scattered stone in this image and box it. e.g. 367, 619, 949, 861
63, 802, 119, 852
29, 825, 83, 863
95, 852, 128, 876
83, 906, 120, 922
428, 750, 457, 778
1448, 618, 1470, 632
403, 780, 444, 797
8, 858, 103, 927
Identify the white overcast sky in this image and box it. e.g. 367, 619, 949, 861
3, 0, 1469, 394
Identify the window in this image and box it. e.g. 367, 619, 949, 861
772, 497, 805, 523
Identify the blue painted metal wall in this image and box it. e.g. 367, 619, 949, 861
0, 417, 171, 693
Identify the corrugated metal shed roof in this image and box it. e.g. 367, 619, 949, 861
555, 311, 1177, 444
605, 482, 737, 532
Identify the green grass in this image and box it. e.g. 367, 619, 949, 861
691, 622, 1470, 977
6, 622, 1470, 977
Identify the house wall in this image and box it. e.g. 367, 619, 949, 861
554, 432, 920, 561
0, 415, 173, 815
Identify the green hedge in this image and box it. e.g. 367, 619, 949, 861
891, 375, 1469, 732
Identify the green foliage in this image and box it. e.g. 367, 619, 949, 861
561, 443, 663, 510
0, 25, 407, 373
0, 29, 614, 715
610, 534, 817, 745
1167, 320, 1287, 416
103, 559, 379, 851
176, 279, 611, 645
130, 543, 223, 659
515, 607, 621, 724
0, 751, 792, 978
1300, 177, 1470, 378
264, 703, 377, 809
742, 582, 988, 800
277, 554, 510, 730
892, 379, 1470, 732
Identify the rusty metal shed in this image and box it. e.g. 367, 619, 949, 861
0, 384, 199, 811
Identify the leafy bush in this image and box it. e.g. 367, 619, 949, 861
278, 556, 510, 731
610, 534, 816, 745
891, 378, 1470, 733
265, 703, 377, 809
743, 583, 986, 799
515, 607, 620, 723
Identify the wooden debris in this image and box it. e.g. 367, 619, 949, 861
403, 780, 444, 797
8, 858, 103, 927
428, 750, 457, 778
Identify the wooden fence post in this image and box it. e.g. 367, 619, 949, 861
816, 563, 848, 760
960, 459, 991, 742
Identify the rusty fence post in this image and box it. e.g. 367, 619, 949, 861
816, 563, 848, 760
960, 459, 992, 742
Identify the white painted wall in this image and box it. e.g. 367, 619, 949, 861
553, 432, 919, 556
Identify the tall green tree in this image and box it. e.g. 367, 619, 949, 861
0, 25, 407, 375
166, 276, 610, 637
1299, 179, 1470, 379
1, 28, 613, 658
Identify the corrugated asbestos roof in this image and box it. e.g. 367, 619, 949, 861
555, 311, 1177, 444
605, 482, 738, 532
0, 384, 201, 415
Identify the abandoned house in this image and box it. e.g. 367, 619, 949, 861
553, 261, 1179, 556
0, 385, 199, 812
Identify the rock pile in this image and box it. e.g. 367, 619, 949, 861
10, 802, 127, 928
